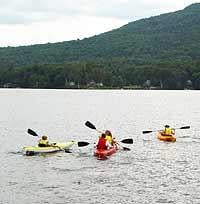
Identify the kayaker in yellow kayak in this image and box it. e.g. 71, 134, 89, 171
162, 125, 175, 135
38, 136, 51, 147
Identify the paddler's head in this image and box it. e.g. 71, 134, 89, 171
105, 130, 112, 136
101, 133, 106, 138
42, 135, 48, 140
165, 125, 170, 128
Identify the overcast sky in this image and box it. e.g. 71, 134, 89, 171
0, 0, 199, 47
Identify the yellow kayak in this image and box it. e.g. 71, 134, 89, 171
156, 132, 176, 142
23, 141, 76, 155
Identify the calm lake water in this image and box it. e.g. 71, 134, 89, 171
1, 89, 200, 204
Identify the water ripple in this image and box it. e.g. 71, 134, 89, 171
1, 90, 200, 204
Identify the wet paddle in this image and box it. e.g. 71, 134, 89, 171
120, 138, 133, 144
85, 121, 102, 133
85, 121, 133, 150
142, 126, 190, 134
27, 128, 38, 136
116, 143, 131, 151
77, 141, 90, 147
115, 138, 133, 150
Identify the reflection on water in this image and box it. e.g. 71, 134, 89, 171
1, 89, 200, 204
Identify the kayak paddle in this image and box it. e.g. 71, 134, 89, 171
117, 143, 131, 151
142, 126, 190, 134
77, 141, 90, 147
120, 138, 133, 144
122, 147, 131, 151
116, 139, 133, 150
178, 126, 190, 129
85, 121, 102, 133
27, 128, 39, 136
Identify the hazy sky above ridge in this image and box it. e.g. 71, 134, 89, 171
0, 0, 199, 47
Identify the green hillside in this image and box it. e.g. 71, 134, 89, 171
0, 3, 199, 66
0, 3, 200, 89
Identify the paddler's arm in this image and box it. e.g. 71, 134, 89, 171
106, 140, 112, 149
49, 142, 57, 146
171, 128, 175, 134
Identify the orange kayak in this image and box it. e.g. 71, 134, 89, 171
156, 131, 176, 142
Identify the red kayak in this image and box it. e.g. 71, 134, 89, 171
94, 145, 117, 159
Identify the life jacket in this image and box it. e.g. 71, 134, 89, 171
105, 135, 113, 144
97, 137, 107, 150
38, 139, 49, 147
164, 128, 172, 135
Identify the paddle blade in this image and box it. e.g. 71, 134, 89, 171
122, 147, 131, 151
142, 131, 153, 134
180, 126, 190, 129
85, 121, 96, 130
120, 138, 133, 144
65, 150, 72, 153
77, 141, 90, 147
27, 129, 38, 136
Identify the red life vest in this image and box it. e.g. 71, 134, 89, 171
97, 137, 107, 150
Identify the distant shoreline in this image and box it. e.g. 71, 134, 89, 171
0, 87, 195, 91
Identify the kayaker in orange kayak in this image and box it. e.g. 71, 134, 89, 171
161, 125, 175, 136
97, 133, 112, 150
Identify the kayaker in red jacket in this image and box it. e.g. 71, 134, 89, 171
97, 133, 112, 150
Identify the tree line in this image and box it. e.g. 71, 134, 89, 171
0, 59, 200, 89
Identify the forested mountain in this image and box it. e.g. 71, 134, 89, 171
0, 3, 200, 89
